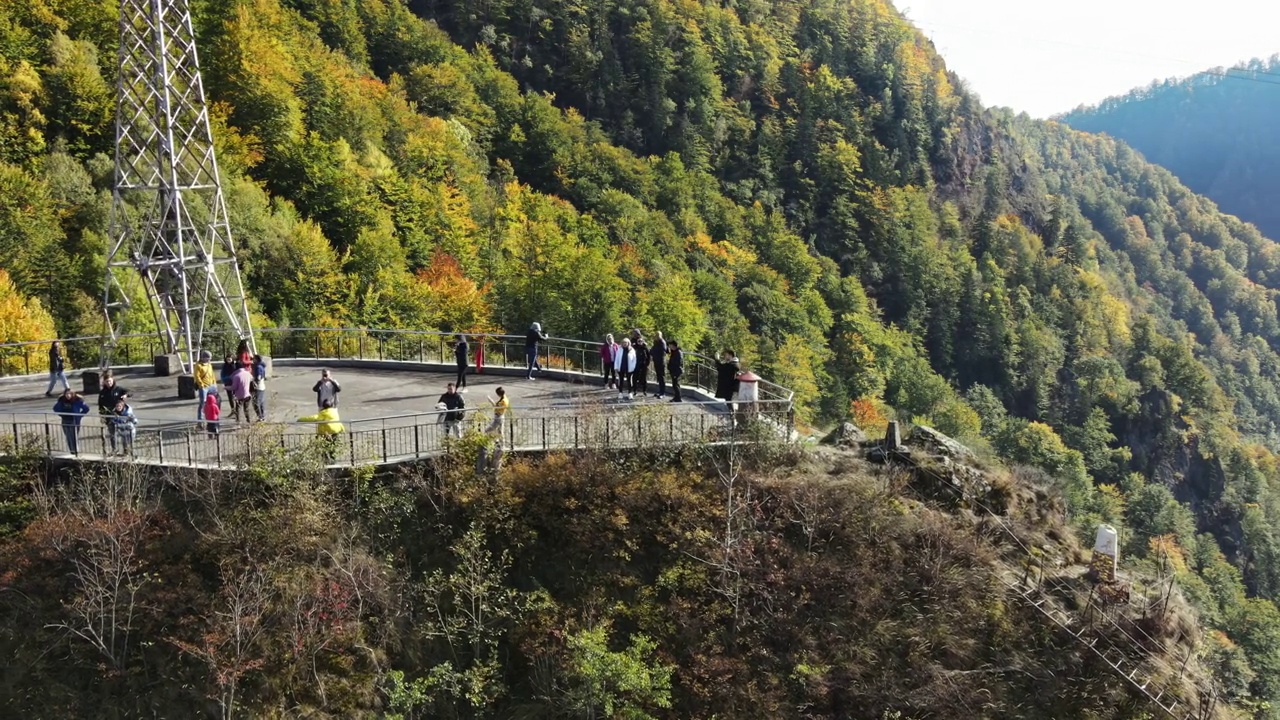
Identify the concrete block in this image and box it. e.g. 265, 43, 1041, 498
82, 370, 101, 394
177, 374, 197, 399
154, 353, 183, 376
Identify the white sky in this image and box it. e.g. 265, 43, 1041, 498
897, 0, 1280, 118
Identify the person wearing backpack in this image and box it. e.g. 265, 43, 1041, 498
251, 355, 267, 421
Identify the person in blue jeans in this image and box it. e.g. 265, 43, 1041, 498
251, 354, 268, 421
45, 340, 70, 397
525, 322, 547, 379
107, 399, 137, 455
53, 388, 89, 454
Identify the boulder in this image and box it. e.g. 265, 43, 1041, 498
908, 425, 975, 462
822, 422, 867, 447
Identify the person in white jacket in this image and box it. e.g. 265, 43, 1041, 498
614, 337, 637, 399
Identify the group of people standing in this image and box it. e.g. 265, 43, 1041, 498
193, 341, 268, 434
50, 369, 135, 455
600, 330, 687, 401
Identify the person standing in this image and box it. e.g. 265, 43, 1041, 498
203, 392, 222, 438
614, 338, 636, 400
633, 335, 650, 397
194, 350, 218, 420
298, 399, 344, 462
45, 340, 70, 397
53, 388, 89, 454
454, 335, 469, 390
220, 354, 236, 396
650, 332, 668, 398
485, 386, 509, 436
236, 339, 253, 370
715, 349, 741, 406
439, 382, 466, 439
600, 334, 619, 389
313, 369, 341, 409
97, 371, 129, 416
107, 398, 137, 455
525, 322, 547, 379
251, 355, 267, 421
668, 340, 684, 402
231, 364, 253, 424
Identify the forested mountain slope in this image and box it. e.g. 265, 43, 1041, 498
1062, 57, 1280, 241
4, 0, 1280, 711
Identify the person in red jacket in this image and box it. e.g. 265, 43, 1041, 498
600, 333, 619, 389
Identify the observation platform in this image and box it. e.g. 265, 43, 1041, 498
0, 329, 795, 469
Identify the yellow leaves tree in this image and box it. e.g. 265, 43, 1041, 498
412, 251, 495, 333
0, 268, 57, 374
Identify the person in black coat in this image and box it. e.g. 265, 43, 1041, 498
650, 331, 668, 398
97, 370, 129, 416
454, 334, 469, 389
667, 340, 684, 403
633, 336, 650, 396
45, 340, 70, 397
438, 383, 466, 438
715, 349, 741, 402
525, 322, 547, 379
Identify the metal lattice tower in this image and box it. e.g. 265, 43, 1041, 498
103, 0, 254, 374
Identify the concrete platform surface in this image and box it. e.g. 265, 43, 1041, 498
0, 361, 718, 428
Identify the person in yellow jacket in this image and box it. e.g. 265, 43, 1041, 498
193, 350, 219, 421
298, 399, 345, 434
299, 399, 344, 462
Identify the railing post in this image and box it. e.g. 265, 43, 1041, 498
541, 416, 547, 450
508, 415, 515, 449
574, 415, 579, 449
414, 420, 421, 458
315, 335, 320, 358
157, 430, 165, 464
605, 416, 611, 448
349, 431, 356, 466
216, 432, 222, 467
44, 422, 51, 453
186, 431, 193, 466
418, 339, 424, 363
381, 427, 388, 463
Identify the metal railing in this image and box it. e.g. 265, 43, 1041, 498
0, 399, 795, 469
0, 327, 795, 405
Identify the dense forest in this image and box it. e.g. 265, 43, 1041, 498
6, 0, 1280, 714
1062, 57, 1280, 241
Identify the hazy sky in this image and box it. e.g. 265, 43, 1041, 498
898, 0, 1280, 118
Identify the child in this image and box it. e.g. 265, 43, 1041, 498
108, 399, 138, 455
203, 392, 221, 438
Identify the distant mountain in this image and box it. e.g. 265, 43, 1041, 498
1061, 57, 1280, 239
